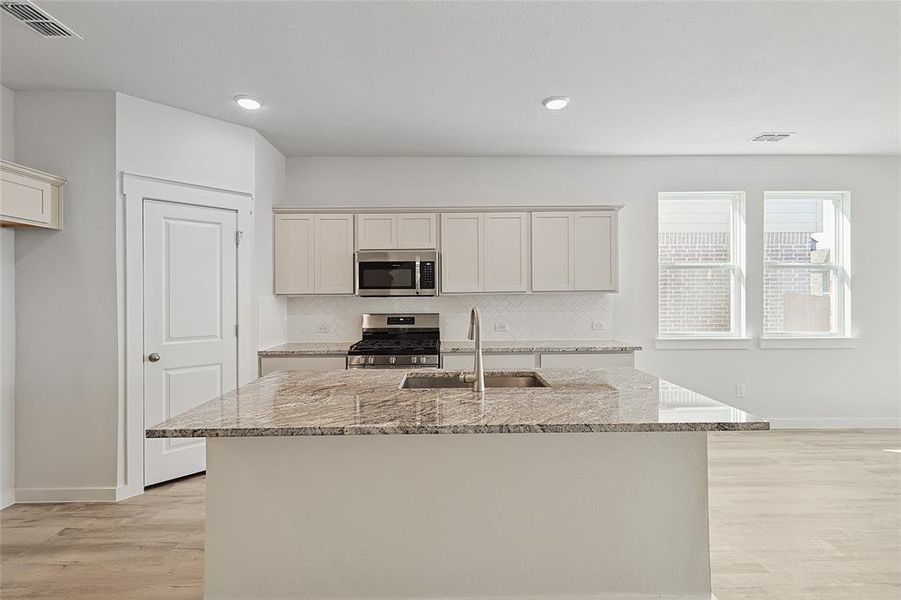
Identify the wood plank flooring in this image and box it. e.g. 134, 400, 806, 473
1, 430, 898, 599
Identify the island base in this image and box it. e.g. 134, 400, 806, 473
205, 433, 713, 600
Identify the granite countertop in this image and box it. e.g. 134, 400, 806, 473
259, 340, 641, 357
441, 340, 641, 353
147, 368, 767, 438
258, 342, 355, 356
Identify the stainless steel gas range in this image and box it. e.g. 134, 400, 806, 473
346, 313, 441, 369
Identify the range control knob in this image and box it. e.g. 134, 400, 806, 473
420, 356, 430, 365
411, 356, 419, 365
367, 356, 375, 365
389, 356, 397, 365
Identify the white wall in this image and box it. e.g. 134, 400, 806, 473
15, 92, 120, 499
0, 83, 16, 508
116, 94, 255, 193
1, 85, 14, 159
284, 156, 901, 427
252, 133, 287, 355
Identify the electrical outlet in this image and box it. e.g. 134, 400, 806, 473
494, 322, 508, 333
316, 324, 330, 334
592, 321, 606, 331
735, 384, 746, 398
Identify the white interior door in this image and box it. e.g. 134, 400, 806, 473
143, 199, 238, 486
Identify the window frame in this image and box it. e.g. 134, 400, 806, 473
656, 191, 747, 341
762, 191, 851, 339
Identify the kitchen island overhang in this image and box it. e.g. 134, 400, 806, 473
148, 368, 768, 600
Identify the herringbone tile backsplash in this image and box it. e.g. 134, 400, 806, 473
286, 293, 612, 341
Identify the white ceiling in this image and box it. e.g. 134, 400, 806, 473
2, 1, 898, 157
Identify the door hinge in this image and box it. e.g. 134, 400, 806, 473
234, 324, 239, 337
235, 230, 244, 245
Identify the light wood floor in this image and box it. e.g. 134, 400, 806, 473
1, 430, 899, 599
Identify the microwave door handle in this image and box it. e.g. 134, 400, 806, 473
415, 256, 421, 295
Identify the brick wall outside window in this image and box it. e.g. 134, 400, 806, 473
659, 231, 824, 334
658, 232, 731, 333
763, 232, 832, 333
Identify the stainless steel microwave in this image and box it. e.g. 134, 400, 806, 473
355, 250, 437, 297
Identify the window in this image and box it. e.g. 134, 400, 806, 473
763, 192, 850, 337
657, 192, 746, 339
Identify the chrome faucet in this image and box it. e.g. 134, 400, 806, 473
460, 307, 485, 392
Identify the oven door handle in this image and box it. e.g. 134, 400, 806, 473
415, 256, 421, 295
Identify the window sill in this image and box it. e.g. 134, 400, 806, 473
758, 337, 858, 349
655, 337, 752, 350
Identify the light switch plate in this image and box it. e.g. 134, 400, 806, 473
494, 322, 508, 333
316, 324, 330, 334
592, 321, 606, 331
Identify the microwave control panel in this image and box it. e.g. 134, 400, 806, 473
421, 262, 435, 289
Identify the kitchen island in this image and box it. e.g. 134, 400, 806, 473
148, 368, 767, 600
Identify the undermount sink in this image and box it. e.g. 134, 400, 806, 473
401, 372, 549, 390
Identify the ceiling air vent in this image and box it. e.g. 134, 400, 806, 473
1, 1, 81, 38
751, 132, 794, 143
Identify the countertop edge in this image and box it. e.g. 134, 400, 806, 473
147, 421, 769, 438
259, 341, 643, 357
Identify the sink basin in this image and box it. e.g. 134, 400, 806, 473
401, 372, 549, 389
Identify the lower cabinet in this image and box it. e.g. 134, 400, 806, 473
441, 351, 634, 370
539, 352, 634, 368
259, 355, 347, 376
442, 353, 537, 370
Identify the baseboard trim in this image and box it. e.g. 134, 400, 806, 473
769, 417, 901, 429
14, 486, 119, 503
0, 489, 15, 509
115, 483, 143, 502
222, 595, 716, 600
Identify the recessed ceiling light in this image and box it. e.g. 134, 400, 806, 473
234, 95, 263, 111
751, 132, 795, 142
542, 96, 570, 111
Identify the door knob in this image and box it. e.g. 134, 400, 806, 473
148, 352, 161, 363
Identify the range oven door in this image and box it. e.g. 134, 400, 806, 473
355, 250, 437, 296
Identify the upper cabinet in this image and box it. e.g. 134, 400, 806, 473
275, 213, 354, 295
440, 212, 529, 293
440, 213, 484, 293
484, 212, 529, 292
275, 214, 315, 294
314, 215, 355, 294
531, 212, 574, 291
356, 213, 436, 250
0, 160, 65, 230
532, 210, 618, 292
573, 211, 616, 290
397, 213, 437, 248
356, 213, 396, 249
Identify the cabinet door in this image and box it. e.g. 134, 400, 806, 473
440, 213, 483, 293
314, 214, 355, 294
540, 352, 633, 368
260, 356, 347, 376
0, 171, 52, 225
274, 214, 315, 294
531, 212, 574, 291
397, 213, 437, 249
355, 213, 397, 249
574, 212, 617, 291
442, 353, 537, 370
484, 212, 529, 292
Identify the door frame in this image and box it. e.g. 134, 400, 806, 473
122, 173, 253, 500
